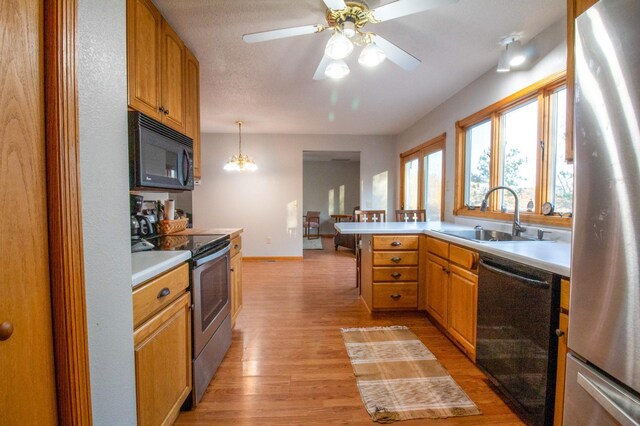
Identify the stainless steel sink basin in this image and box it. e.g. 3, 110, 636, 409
433, 229, 535, 242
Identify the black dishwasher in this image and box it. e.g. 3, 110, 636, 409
476, 254, 560, 426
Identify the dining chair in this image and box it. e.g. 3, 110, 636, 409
354, 210, 387, 223
303, 211, 320, 239
395, 209, 426, 222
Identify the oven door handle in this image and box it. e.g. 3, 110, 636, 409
193, 240, 231, 267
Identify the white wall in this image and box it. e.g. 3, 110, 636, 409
193, 134, 395, 256
78, 0, 137, 423
396, 19, 567, 223
303, 160, 360, 234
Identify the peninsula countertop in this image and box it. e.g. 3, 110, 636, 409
335, 221, 570, 277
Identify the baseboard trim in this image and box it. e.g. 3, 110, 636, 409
243, 256, 304, 262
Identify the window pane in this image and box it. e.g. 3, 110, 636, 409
465, 120, 491, 206
404, 158, 419, 209
499, 100, 538, 211
424, 150, 442, 221
549, 88, 573, 214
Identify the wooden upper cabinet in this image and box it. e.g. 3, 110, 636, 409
160, 20, 186, 133
566, 0, 598, 162
127, 0, 163, 121
185, 48, 201, 179
127, 0, 187, 134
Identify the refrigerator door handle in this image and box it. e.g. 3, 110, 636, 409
577, 372, 640, 426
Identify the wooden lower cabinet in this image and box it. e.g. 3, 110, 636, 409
425, 253, 448, 325
425, 237, 478, 360
134, 292, 192, 426
132, 263, 191, 426
554, 278, 571, 426
230, 235, 243, 327
360, 234, 421, 311
447, 264, 478, 358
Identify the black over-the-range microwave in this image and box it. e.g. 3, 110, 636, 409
128, 111, 194, 191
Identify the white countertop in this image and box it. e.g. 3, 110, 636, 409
335, 221, 571, 277
131, 250, 191, 288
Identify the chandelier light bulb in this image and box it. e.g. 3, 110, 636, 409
342, 21, 356, 39
325, 59, 350, 79
325, 31, 354, 60
358, 43, 386, 67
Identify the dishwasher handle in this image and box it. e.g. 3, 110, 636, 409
479, 259, 549, 289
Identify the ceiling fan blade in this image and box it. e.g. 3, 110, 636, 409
373, 35, 421, 71
323, 0, 347, 10
371, 0, 458, 22
243, 24, 324, 43
313, 55, 331, 80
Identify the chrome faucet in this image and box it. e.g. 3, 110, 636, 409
480, 186, 526, 236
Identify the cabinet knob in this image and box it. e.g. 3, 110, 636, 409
0, 322, 14, 341
230, 268, 235, 272
159, 106, 166, 113
157, 287, 171, 299
555, 329, 565, 337
391, 241, 401, 246
164, 109, 169, 115
391, 257, 401, 263
391, 272, 401, 278
390, 294, 401, 300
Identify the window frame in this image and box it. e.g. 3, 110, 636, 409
454, 71, 572, 228
400, 133, 446, 221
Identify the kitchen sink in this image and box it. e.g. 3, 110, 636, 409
433, 229, 535, 242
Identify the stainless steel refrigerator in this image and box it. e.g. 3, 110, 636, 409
566, 0, 640, 424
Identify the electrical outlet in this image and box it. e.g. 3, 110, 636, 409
266, 237, 272, 244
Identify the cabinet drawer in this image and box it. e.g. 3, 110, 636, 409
373, 235, 419, 251
373, 283, 418, 309
373, 251, 418, 266
372, 266, 418, 282
449, 244, 478, 271
133, 263, 189, 328
426, 237, 449, 258
230, 235, 242, 258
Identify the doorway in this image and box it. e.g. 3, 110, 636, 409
302, 151, 361, 239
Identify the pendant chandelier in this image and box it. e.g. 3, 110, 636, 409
224, 121, 258, 172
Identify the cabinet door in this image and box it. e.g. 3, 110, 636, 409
160, 19, 185, 133
230, 254, 243, 328
127, 0, 163, 121
447, 264, 477, 360
425, 253, 448, 327
134, 292, 192, 426
185, 48, 201, 179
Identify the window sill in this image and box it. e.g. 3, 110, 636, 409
454, 208, 572, 228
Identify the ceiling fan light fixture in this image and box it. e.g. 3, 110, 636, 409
342, 20, 356, 38
496, 49, 510, 72
325, 30, 353, 60
358, 42, 386, 67
325, 59, 350, 79
508, 39, 525, 66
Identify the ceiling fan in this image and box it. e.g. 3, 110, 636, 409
242, 0, 458, 80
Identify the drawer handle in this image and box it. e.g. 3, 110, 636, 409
391, 272, 402, 278
391, 241, 401, 246
390, 294, 401, 300
234, 244, 239, 250
391, 256, 401, 263
157, 287, 171, 299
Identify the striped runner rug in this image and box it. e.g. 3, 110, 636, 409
341, 325, 481, 423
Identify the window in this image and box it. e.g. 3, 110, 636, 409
400, 133, 445, 221
455, 72, 572, 226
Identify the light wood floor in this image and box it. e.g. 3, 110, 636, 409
176, 237, 524, 425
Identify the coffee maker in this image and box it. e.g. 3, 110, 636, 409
130, 194, 157, 238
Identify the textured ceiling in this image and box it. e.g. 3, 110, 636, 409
154, 0, 565, 135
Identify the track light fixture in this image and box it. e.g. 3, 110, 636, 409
497, 36, 527, 73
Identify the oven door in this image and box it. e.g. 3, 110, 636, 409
192, 241, 231, 358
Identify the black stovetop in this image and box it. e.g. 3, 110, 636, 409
131, 233, 228, 257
